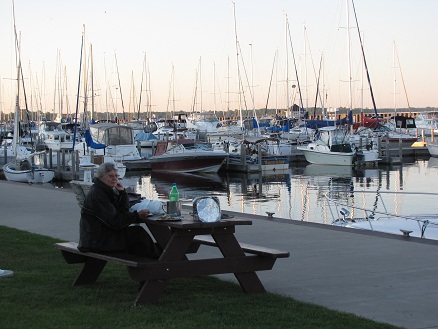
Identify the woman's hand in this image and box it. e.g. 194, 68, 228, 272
138, 209, 151, 220
115, 180, 124, 191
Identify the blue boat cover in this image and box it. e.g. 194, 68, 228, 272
300, 111, 353, 129
134, 132, 159, 142
84, 130, 106, 149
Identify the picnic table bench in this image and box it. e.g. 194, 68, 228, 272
55, 216, 289, 306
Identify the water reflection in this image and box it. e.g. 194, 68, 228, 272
149, 171, 226, 200
224, 171, 290, 200
221, 170, 292, 216
54, 158, 435, 226
428, 156, 438, 168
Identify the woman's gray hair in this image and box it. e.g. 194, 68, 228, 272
96, 162, 118, 178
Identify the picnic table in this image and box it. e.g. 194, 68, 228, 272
56, 213, 289, 305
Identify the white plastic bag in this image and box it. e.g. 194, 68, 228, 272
129, 199, 165, 215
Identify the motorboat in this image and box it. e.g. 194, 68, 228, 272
148, 140, 228, 173
38, 121, 80, 151
414, 111, 438, 135
297, 126, 355, 166
69, 122, 141, 177
78, 122, 142, 162
224, 136, 290, 172
298, 126, 380, 166
134, 132, 159, 148
185, 111, 223, 133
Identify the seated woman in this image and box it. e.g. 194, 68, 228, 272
78, 162, 161, 259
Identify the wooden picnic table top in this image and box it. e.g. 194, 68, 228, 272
143, 216, 252, 229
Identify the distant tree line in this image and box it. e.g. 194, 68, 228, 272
1, 105, 437, 123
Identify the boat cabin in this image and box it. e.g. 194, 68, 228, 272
89, 123, 135, 146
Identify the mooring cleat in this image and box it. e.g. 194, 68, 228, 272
400, 229, 413, 237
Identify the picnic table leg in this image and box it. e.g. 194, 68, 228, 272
73, 258, 107, 285
212, 232, 266, 294
133, 233, 195, 305
135, 280, 167, 305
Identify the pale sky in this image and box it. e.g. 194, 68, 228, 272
1, 0, 437, 120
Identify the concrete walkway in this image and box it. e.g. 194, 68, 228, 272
1, 180, 437, 329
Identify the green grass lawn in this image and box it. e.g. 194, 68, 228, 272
0, 226, 400, 329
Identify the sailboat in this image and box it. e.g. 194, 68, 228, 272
3, 62, 55, 183
3, 8, 54, 184
298, 0, 382, 166
3, 156, 55, 183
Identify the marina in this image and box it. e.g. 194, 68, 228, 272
2, 1, 438, 328
9, 151, 432, 242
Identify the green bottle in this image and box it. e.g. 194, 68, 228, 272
169, 183, 179, 202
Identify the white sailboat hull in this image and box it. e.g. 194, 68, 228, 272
3, 162, 55, 183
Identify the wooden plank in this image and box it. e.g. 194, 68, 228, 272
193, 236, 290, 258
128, 256, 277, 281
54, 242, 156, 268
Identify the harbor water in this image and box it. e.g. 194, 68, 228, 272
118, 155, 438, 227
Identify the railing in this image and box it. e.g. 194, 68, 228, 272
326, 190, 438, 238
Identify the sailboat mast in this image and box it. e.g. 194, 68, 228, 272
264, 51, 277, 115
63, 65, 71, 120
53, 50, 59, 121
103, 54, 110, 122
90, 44, 95, 120
72, 32, 84, 151
393, 41, 397, 119
351, 0, 378, 117
232, 2, 243, 128
191, 66, 198, 114
114, 52, 125, 121
394, 41, 411, 115
321, 54, 325, 116
138, 53, 146, 120
285, 14, 290, 118
287, 18, 304, 117
172, 64, 176, 116
199, 57, 202, 113
128, 71, 135, 121
313, 55, 323, 116
213, 61, 217, 114
12, 61, 20, 151
304, 25, 308, 116
360, 33, 364, 120
227, 56, 230, 117
82, 26, 88, 121
147, 69, 152, 119
346, 0, 353, 115
12, 3, 32, 150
